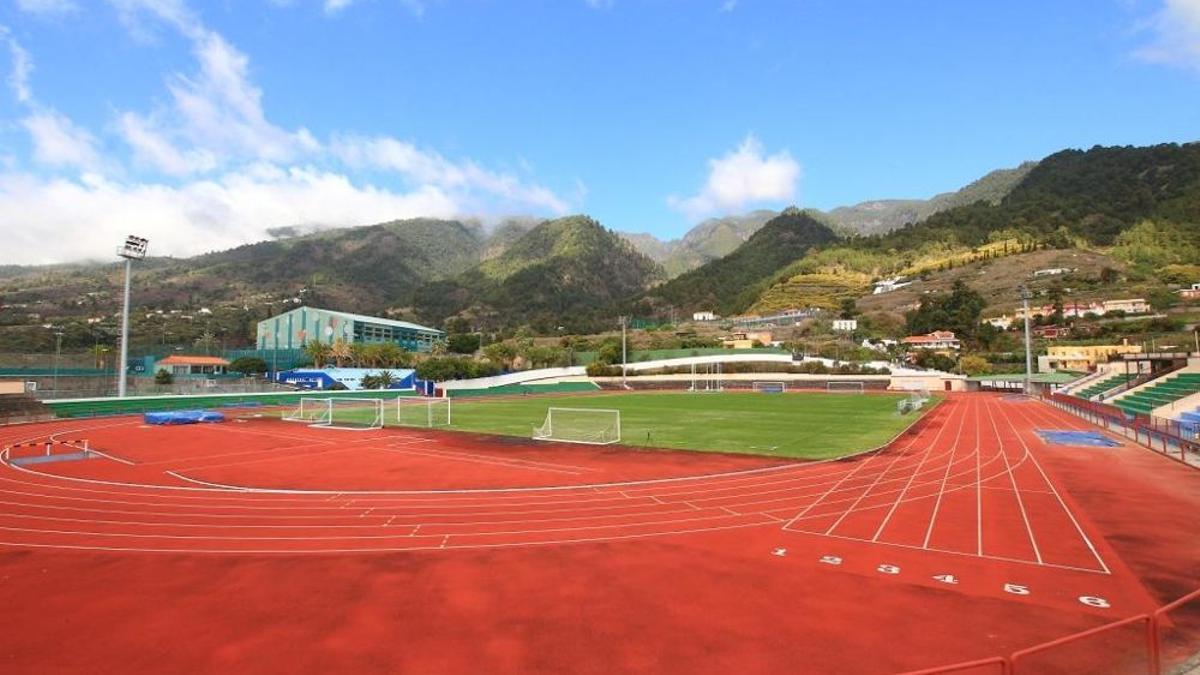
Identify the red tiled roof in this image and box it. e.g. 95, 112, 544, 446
157, 355, 230, 366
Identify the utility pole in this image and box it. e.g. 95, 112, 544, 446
52, 330, 63, 398
116, 235, 149, 398
1020, 285, 1034, 395
619, 315, 628, 388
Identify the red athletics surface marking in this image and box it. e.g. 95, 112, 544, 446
0, 394, 1198, 673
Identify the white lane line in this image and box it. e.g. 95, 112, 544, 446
998, 397, 1110, 575
871, 393, 967, 542
983, 397, 1042, 564
922, 397, 977, 549
824, 395, 960, 537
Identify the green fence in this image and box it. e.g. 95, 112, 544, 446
446, 382, 600, 398
47, 389, 418, 418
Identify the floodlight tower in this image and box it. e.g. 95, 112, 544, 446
116, 235, 149, 398
1019, 285, 1034, 395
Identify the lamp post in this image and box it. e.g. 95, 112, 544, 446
1019, 285, 1033, 395
117, 235, 149, 398
52, 329, 63, 398
619, 316, 628, 387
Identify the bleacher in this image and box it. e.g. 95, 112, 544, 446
1114, 373, 1200, 417
0, 394, 54, 424
1072, 373, 1136, 401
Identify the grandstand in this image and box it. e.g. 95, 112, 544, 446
1072, 372, 1137, 400
1112, 372, 1200, 417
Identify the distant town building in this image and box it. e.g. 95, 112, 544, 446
872, 277, 913, 295
1032, 267, 1074, 277
1037, 344, 1143, 372
722, 330, 773, 349
1101, 298, 1149, 315
831, 319, 858, 332
156, 355, 229, 377
256, 306, 443, 353
983, 315, 1015, 330
692, 311, 717, 322
902, 331, 960, 351
1033, 325, 1070, 340
1012, 298, 1150, 321
1178, 283, 1200, 301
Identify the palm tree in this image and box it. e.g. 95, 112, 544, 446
304, 340, 331, 369
330, 338, 352, 368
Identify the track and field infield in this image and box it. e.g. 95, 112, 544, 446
0, 394, 1198, 674
449, 391, 927, 459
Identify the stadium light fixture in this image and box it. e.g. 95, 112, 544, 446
116, 235, 149, 398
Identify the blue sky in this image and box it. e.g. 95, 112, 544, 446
0, 0, 1198, 263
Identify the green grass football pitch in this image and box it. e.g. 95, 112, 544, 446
435, 391, 933, 460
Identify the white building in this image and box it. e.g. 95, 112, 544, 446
692, 311, 717, 322
1032, 267, 1074, 277
872, 277, 912, 295
832, 319, 858, 332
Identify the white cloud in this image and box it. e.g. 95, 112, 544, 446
584, 0, 614, 9
0, 165, 460, 264
720, 0, 738, 12
21, 110, 103, 170
15, 0, 77, 14
331, 134, 571, 214
0, 0, 574, 263
117, 111, 217, 175
668, 135, 800, 218
323, 0, 356, 14
1, 26, 34, 103
1135, 0, 1200, 69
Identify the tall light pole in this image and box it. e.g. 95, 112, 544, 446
52, 329, 63, 398
619, 315, 628, 388
1019, 285, 1034, 395
117, 235, 149, 398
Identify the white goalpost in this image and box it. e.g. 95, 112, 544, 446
826, 381, 866, 394
396, 397, 451, 428
283, 397, 384, 430
689, 362, 723, 392
752, 381, 787, 394
897, 390, 931, 415
532, 407, 621, 445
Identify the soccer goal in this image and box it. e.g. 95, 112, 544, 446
282, 397, 332, 425
826, 381, 865, 393
396, 397, 451, 427
532, 407, 621, 445
285, 397, 384, 430
752, 381, 787, 394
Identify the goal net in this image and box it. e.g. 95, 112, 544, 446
396, 397, 451, 427
826, 381, 865, 393
752, 381, 786, 394
532, 407, 621, 445
897, 390, 931, 415
285, 397, 383, 430
689, 362, 723, 392
282, 397, 331, 425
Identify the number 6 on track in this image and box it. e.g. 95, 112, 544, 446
877, 564, 900, 575
932, 574, 958, 585
1004, 583, 1030, 595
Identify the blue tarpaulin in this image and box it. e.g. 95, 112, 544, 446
1036, 430, 1121, 448
144, 410, 226, 425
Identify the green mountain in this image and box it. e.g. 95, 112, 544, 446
639, 208, 839, 316
745, 143, 1200, 315
411, 215, 664, 333
621, 210, 778, 277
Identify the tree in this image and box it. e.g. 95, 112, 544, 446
330, 338, 353, 367
447, 333, 481, 354
304, 340, 331, 369
229, 356, 268, 375
905, 280, 987, 343
481, 341, 517, 369
1047, 280, 1065, 326
1099, 267, 1120, 285
957, 354, 991, 376
154, 368, 173, 385
839, 297, 858, 320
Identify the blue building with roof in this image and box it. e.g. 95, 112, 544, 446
256, 306, 444, 353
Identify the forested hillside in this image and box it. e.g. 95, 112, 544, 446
411, 215, 663, 333
638, 208, 839, 316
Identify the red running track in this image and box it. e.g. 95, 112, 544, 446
0, 394, 1197, 674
